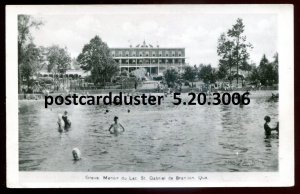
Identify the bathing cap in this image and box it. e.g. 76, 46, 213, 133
72, 148, 81, 160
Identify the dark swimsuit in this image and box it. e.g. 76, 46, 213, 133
264, 123, 279, 138
264, 123, 272, 136
62, 115, 71, 127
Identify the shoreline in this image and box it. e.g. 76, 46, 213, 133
18, 87, 278, 101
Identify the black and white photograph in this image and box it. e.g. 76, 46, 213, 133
6, 5, 294, 187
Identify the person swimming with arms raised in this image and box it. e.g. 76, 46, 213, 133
264, 116, 279, 138
108, 116, 125, 135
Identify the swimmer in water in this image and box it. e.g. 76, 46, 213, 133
72, 148, 81, 161
57, 114, 64, 132
108, 116, 125, 135
264, 116, 279, 138
62, 111, 71, 128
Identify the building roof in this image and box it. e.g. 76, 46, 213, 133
110, 40, 184, 49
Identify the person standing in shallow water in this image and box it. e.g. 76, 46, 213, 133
264, 116, 279, 138
108, 116, 125, 135
62, 111, 71, 128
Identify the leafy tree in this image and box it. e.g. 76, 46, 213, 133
131, 68, 147, 80
217, 33, 234, 84
121, 70, 129, 77
258, 54, 270, 85
163, 68, 179, 87
77, 35, 119, 84
240, 57, 252, 72
258, 54, 278, 86
217, 18, 252, 85
18, 15, 43, 52
198, 64, 217, 84
249, 65, 260, 86
19, 43, 43, 89
227, 18, 252, 85
271, 52, 279, 84
47, 45, 71, 74
182, 65, 197, 84
217, 65, 228, 81
18, 15, 43, 92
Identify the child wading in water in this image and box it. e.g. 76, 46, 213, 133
264, 116, 279, 138
108, 116, 125, 135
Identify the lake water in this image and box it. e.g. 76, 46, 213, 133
19, 90, 278, 172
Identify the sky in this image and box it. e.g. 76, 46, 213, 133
31, 12, 277, 67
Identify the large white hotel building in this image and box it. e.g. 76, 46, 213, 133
110, 41, 186, 75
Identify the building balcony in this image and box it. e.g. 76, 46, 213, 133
113, 56, 186, 59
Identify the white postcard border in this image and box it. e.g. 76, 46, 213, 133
6, 4, 294, 188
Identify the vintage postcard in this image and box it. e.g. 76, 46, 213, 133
6, 5, 294, 187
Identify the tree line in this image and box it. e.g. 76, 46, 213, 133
164, 53, 278, 88
18, 15, 118, 93
18, 16, 278, 93
164, 18, 278, 88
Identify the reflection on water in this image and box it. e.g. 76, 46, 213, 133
19, 90, 278, 172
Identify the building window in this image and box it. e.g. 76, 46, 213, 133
111, 51, 115, 57
139, 52, 143, 57
159, 51, 162, 57
178, 51, 182, 57
165, 51, 169, 57
132, 51, 136, 57
172, 51, 175, 57
118, 51, 122, 57
152, 51, 156, 57
145, 52, 149, 57
125, 51, 129, 57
